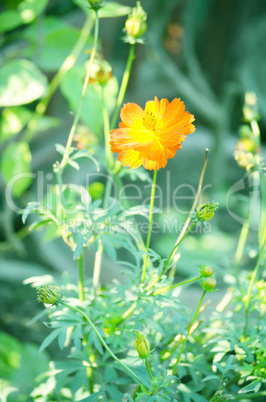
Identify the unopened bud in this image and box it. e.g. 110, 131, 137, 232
89, 59, 113, 85
243, 92, 259, 122
200, 266, 214, 277
195, 202, 219, 222
201, 277, 216, 292
133, 330, 150, 359
88, 0, 102, 10
124, 2, 147, 42
36, 285, 63, 306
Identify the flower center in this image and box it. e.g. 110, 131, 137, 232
143, 112, 157, 131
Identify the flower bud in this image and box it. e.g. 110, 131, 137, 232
200, 265, 214, 277
124, 2, 147, 42
195, 201, 219, 222
133, 330, 150, 359
233, 149, 255, 171
201, 277, 216, 292
243, 92, 259, 122
88, 0, 102, 10
89, 59, 113, 86
36, 285, 63, 306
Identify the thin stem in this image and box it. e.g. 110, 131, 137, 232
152, 275, 202, 296
93, 239, 103, 289
165, 222, 196, 268
101, 85, 114, 170
54, 168, 67, 218
60, 10, 99, 171
171, 290, 206, 374
145, 222, 196, 292
244, 230, 266, 335
233, 216, 250, 274
110, 44, 135, 130
92, 177, 113, 289
22, 16, 94, 143
141, 169, 158, 284
122, 301, 138, 321
61, 302, 145, 387
173, 149, 209, 255
145, 359, 153, 380
78, 253, 85, 302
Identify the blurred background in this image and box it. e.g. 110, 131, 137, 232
0, 0, 265, 396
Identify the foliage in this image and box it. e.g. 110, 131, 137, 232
0, 0, 265, 401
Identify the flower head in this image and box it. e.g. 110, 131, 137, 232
88, 0, 102, 10
110, 97, 195, 170
36, 285, 63, 306
200, 265, 214, 277
194, 201, 219, 222
124, 1, 147, 43
201, 277, 216, 292
133, 330, 150, 359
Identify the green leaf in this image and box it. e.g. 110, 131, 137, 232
104, 366, 117, 384
98, 2, 131, 18
0, 0, 48, 33
1, 142, 32, 197
239, 379, 262, 394
201, 375, 220, 382
0, 10, 22, 32
22, 202, 46, 224
73, 232, 85, 259
26, 25, 83, 71
60, 65, 118, 134
0, 107, 32, 141
39, 328, 63, 353
224, 354, 234, 373
74, 1, 131, 17
0, 59, 48, 106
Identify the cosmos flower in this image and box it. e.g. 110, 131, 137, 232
110, 96, 195, 170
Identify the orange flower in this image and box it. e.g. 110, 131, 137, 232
110, 96, 195, 170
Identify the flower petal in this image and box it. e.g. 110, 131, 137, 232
117, 149, 143, 169
120, 103, 145, 128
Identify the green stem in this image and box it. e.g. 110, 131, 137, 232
171, 290, 206, 374
145, 222, 196, 292
61, 302, 145, 387
110, 44, 135, 130
78, 253, 85, 302
168, 149, 209, 279
244, 230, 266, 335
141, 169, 158, 284
22, 16, 94, 143
122, 301, 138, 320
60, 10, 99, 171
152, 275, 202, 296
233, 216, 250, 274
145, 359, 153, 380
101, 85, 114, 170
54, 168, 67, 218
92, 176, 113, 289
165, 222, 196, 268
93, 239, 104, 289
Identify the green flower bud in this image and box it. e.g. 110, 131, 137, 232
233, 149, 256, 171
36, 285, 63, 306
195, 202, 219, 222
200, 265, 214, 277
242, 92, 259, 122
133, 330, 150, 359
89, 59, 113, 86
124, 2, 147, 42
201, 277, 216, 292
88, 0, 102, 10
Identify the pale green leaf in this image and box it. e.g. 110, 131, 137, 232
0, 59, 48, 106
1, 142, 32, 197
